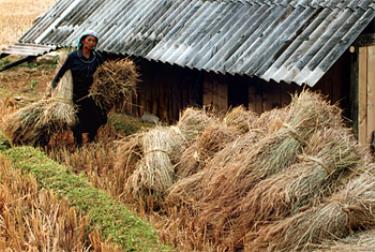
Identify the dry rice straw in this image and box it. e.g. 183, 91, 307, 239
196, 91, 343, 234
228, 128, 362, 246
246, 169, 375, 252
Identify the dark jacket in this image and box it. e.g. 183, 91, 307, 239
52, 50, 107, 134
52, 50, 105, 102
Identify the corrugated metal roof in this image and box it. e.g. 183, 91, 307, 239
17, 0, 375, 86
1, 43, 56, 57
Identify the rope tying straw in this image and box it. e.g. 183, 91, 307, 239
283, 122, 308, 146
300, 155, 335, 175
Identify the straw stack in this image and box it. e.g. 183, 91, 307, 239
227, 128, 362, 246
223, 106, 257, 134
175, 124, 236, 179
196, 91, 343, 235
246, 169, 375, 251
3, 100, 48, 146
113, 134, 143, 191
90, 59, 138, 111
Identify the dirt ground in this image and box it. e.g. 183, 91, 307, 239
0, 0, 57, 99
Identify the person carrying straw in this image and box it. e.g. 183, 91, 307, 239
49, 30, 107, 146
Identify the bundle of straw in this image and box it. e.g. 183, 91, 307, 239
90, 59, 138, 111
3, 100, 48, 146
223, 106, 257, 134
252, 106, 288, 134
315, 230, 375, 251
114, 134, 143, 186
246, 170, 375, 251
126, 126, 185, 198
175, 124, 236, 179
177, 108, 213, 141
36, 67, 76, 137
196, 90, 343, 242
2, 51, 76, 146
228, 128, 362, 246
166, 130, 263, 209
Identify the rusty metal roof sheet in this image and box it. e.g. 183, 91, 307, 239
17, 0, 375, 86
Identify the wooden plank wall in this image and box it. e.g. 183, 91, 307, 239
124, 60, 203, 123
247, 80, 297, 114
203, 73, 228, 113
124, 51, 351, 123
358, 45, 375, 145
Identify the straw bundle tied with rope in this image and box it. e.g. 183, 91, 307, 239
117, 108, 212, 200
194, 91, 343, 236
175, 123, 236, 179
90, 59, 138, 111
227, 128, 363, 245
315, 229, 375, 251
114, 134, 143, 188
166, 129, 265, 209
177, 108, 213, 140
126, 126, 186, 199
223, 106, 258, 134
246, 168, 375, 252
3, 51, 76, 146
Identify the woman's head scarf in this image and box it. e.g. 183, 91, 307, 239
77, 30, 98, 49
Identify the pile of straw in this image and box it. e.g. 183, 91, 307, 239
223, 106, 257, 134
90, 59, 138, 111
177, 108, 213, 140
246, 169, 375, 251
195, 91, 343, 235
166, 130, 265, 209
175, 124, 236, 179
227, 128, 362, 245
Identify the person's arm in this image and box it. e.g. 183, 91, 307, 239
95, 50, 109, 65
51, 54, 72, 88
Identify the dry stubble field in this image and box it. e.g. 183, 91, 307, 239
0, 0, 55, 50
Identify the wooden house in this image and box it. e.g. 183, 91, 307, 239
2, 0, 375, 144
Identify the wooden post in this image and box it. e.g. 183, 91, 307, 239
358, 46, 368, 145
350, 47, 359, 138
367, 45, 375, 144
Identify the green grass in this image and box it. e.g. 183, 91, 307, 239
108, 113, 154, 135
0, 131, 10, 151
2, 146, 172, 252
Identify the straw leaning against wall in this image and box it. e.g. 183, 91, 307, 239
227, 128, 362, 247
246, 169, 375, 252
223, 106, 257, 134
196, 91, 343, 237
177, 108, 213, 141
